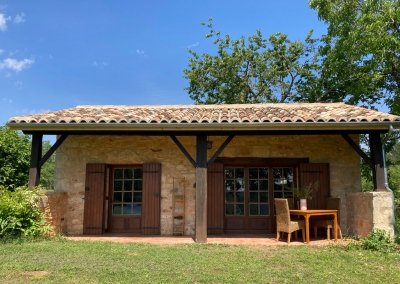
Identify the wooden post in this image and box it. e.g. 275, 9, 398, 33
28, 133, 43, 190
195, 134, 208, 243
369, 132, 386, 191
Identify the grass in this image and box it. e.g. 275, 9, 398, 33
1, 237, 400, 283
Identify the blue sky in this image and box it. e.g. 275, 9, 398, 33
0, 1, 328, 126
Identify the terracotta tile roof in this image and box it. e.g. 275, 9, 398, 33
8, 103, 400, 125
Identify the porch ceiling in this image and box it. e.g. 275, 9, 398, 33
7, 103, 400, 133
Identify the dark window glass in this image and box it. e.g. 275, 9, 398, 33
124, 168, 133, 179
114, 169, 123, 179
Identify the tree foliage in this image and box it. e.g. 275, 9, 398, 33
40, 140, 55, 190
0, 125, 31, 189
184, 19, 321, 104
309, 0, 400, 112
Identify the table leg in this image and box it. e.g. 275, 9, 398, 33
333, 212, 338, 242
305, 215, 310, 244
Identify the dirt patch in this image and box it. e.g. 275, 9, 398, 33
16, 271, 49, 277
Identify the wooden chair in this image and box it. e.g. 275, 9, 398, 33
275, 198, 305, 244
313, 197, 343, 240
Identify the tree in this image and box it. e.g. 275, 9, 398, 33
309, 0, 400, 113
0, 125, 31, 189
184, 19, 321, 104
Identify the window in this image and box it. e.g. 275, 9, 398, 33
112, 167, 143, 215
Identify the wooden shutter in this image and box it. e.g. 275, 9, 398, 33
207, 163, 224, 235
299, 163, 330, 210
141, 163, 161, 235
83, 163, 107, 235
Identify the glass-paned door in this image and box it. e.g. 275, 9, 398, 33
108, 166, 143, 233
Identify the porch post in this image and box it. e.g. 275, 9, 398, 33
369, 132, 386, 191
28, 133, 43, 190
195, 134, 208, 243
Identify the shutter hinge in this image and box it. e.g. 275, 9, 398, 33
153, 193, 160, 197
142, 226, 158, 229
85, 187, 90, 191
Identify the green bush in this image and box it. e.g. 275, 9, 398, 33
0, 185, 51, 238
347, 229, 399, 253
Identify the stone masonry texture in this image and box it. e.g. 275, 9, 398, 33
52, 134, 366, 235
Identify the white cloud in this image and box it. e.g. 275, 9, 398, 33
13, 12, 25, 24
92, 61, 98, 66
49, 54, 53, 59
0, 49, 4, 54
0, 58, 34, 72
9, 49, 19, 56
187, 42, 200, 48
2, 97, 12, 104
136, 49, 146, 55
0, 13, 11, 31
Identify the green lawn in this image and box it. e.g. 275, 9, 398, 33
1, 238, 400, 283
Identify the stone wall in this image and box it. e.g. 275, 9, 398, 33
38, 191, 68, 235
347, 192, 395, 237
54, 134, 362, 235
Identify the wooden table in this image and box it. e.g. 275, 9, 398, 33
289, 209, 338, 244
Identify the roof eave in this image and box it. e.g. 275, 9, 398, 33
7, 121, 400, 132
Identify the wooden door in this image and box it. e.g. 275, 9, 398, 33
299, 163, 330, 210
83, 163, 106, 235
207, 163, 224, 235
141, 163, 161, 235
108, 166, 143, 233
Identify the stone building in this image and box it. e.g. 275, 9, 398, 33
7, 103, 400, 242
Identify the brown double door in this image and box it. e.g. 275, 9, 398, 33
207, 162, 329, 235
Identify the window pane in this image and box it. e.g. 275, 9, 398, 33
260, 192, 268, 203
273, 182, 282, 191
284, 192, 294, 198
225, 180, 234, 191
133, 204, 142, 215
250, 192, 258, 202
284, 168, 293, 181
236, 192, 244, 203
113, 204, 122, 215
249, 204, 258, 215
249, 168, 258, 179
260, 204, 269, 215
226, 204, 234, 215
124, 168, 133, 179
134, 180, 142, 191
259, 180, 268, 191
113, 192, 122, 203
249, 180, 258, 191
235, 168, 244, 179
123, 204, 133, 215
225, 168, 234, 179
273, 168, 282, 179
274, 192, 283, 198
114, 169, 123, 179
123, 192, 132, 203
134, 168, 143, 179
133, 192, 142, 203
124, 180, 133, 191
236, 204, 244, 215
259, 168, 268, 179
236, 179, 244, 191
114, 180, 123, 191
226, 192, 234, 202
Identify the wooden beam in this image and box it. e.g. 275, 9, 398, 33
206, 135, 234, 167
170, 135, 196, 167
195, 135, 207, 243
28, 133, 43, 190
39, 135, 68, 167
369, 132, 386, 191
341, 133, 373, 169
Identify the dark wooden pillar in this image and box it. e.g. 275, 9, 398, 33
28, 133, 43, 190
195, 134, 208, 243
369, 132, 386, 191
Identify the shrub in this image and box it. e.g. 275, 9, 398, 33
346, 229, 399, 253
0, 185, 51, 238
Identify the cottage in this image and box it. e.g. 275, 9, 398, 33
7, 103, 400, 242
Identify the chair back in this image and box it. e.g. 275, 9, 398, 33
327, 197, 341, 222
275, 198, 290, 226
